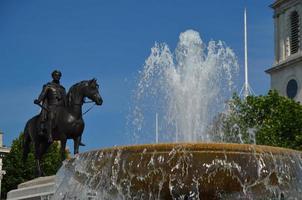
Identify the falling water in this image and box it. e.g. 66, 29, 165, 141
53, 143, 302, 199
131, 30, 239, 143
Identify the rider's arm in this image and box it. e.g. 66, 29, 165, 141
36, 84, 49, 103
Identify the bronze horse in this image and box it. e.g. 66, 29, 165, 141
23, 79, 103, 176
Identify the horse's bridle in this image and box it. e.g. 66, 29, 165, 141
68, 100, 96, 116
82, 100, 96, 116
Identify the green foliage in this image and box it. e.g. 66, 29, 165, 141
222, 90, 302, 150
1, 133, 64, 199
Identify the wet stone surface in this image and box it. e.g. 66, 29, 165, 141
53, 143, 302, 200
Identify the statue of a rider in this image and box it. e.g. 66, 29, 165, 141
34, 70, 66, 143
34, 70, 86, 145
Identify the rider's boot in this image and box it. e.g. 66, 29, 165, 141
47, 129, 53, 143
38, 122, 45, 136
79, 142, 86, 146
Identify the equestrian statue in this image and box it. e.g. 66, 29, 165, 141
23, 70, 103, 176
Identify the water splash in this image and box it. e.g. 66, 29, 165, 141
53, 144, 302, 199
130, 30, 239, 143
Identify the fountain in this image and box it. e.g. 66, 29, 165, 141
53, 30, 302, 199
131, 30, 238, 143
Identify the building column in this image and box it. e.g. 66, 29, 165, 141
0, 158, 6, 200
275, 13, 280, 63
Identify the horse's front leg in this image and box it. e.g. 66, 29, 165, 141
60, 138, 67, 162
74, 136, 81, 155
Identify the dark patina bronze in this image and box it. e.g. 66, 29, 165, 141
34, 70, 67, 143
23, 70, 103, 176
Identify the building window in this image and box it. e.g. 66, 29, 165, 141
286, 79, 298, 99
290, 11, 300, 54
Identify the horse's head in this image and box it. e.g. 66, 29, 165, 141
83, 78, 103, 105
67, 79, 103, 106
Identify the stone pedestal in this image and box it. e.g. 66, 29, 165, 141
7, 176, 55, 200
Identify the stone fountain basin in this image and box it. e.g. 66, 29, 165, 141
54, 143, 302, 199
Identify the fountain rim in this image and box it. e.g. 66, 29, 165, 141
79, 143, 302, 157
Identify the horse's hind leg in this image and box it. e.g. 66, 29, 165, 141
34, 141, 50, 177
40, 142, 51, 175
34, 142, 43, 177
22, 125, 31, 162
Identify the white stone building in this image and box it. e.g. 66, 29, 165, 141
266, 0, 302, 102
0, 132, 11, 198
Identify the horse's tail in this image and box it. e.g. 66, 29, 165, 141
22, 117, 36, 162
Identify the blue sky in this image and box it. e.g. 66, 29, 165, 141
0, 0, 274, 151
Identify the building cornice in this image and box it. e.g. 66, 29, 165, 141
271, 0, 302, 17
0, 146, 10, 153
266, 53, 302, 74
271, 0, 291, 9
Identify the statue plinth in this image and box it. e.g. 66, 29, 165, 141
7, 176, 55, 200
